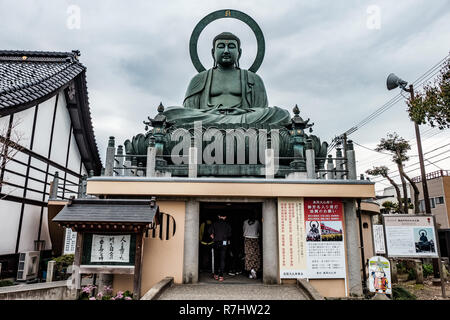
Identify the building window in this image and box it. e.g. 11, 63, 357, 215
436, 196, 444, 205
363, 222, 369, 229
430, 198, 436, 209
419, 200, 425, 212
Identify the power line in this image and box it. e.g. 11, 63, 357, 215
370, 150, 450, 183
356, 130, 449, 168
328, 54, 449, 153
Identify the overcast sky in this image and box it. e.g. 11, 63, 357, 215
1, 0, 449, 193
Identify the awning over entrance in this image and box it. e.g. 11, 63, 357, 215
53, 198, 159, 232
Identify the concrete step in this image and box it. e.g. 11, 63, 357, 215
157, 283, 309, 300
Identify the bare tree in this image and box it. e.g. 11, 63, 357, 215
366, 165, 405, 213
0, 117, 24, 195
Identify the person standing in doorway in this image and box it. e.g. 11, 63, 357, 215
208, 214, 232, 282
243, 213, 261, 279
199, 219, 214, 273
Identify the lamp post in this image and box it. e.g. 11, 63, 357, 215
386, 74, 431, 214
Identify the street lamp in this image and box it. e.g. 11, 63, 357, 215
386, 73, 431, 214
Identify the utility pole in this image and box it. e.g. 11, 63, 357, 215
408, 84, 431, 214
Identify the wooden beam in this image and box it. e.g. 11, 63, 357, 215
79, 265, 135, 275
73, 232, 84, 290
133, 232, 144, 299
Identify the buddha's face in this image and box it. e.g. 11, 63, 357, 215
213, 39, 240, 67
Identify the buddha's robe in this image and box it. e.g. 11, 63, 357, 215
163, 68, 290, 126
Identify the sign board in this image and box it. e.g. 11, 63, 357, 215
81, 233, 136, 265
278, 198, 346, 279
368, 256, 391, 294
383, 215, 438, 258
63, 228, 77, 255
373, 224, 386, 255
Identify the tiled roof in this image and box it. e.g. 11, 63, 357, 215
53, 199, 159, 224
0, 50, 102, 174
0, 50, 84, 108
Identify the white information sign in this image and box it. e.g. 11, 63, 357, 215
383, 215, 438, 258
90, 234, 131, 263
373, 224, 386, 254
63, 228, 77, 255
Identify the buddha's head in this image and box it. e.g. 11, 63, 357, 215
212, 32, 242, 68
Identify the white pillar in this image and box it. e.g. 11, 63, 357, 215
183, 199, 199, 283
263, 199, 279, 284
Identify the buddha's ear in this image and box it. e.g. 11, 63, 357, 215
211, 48, 217, 67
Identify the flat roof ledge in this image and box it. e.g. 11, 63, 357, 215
86, 177, 376, 199
87, 176, 374, 185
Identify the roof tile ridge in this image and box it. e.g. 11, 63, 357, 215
0, 60, 85, 95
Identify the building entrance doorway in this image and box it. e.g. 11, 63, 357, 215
199, 202, 263, 284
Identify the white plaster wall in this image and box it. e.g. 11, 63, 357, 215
49, 92, 71, 166
0, 114, 10, 133
10, 105, 36, 150
0, 200, 21, 255
67, 131, 82, 174
17, 204, 42, 253
39, 207, 52, 251
32, 96, 56, 157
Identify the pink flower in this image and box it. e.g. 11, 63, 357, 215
89, 297, 96, 300
125, 297, 132, 300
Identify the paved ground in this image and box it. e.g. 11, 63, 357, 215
157, 273, 309, 300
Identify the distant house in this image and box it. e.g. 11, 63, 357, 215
0, 50, 101, 276
375, 184, 413, 214
411, 170, 450, 228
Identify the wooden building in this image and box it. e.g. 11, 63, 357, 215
0, 50, 101, 276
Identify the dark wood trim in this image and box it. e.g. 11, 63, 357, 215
15, 105, 39, 253
6, 156, 79, 186
0, 136, 82, 179
2, 180, 49, 196
133, 232, 144, 299
38, 93, 59, 242
0, 193, 47, 207
62, 124, 73, 198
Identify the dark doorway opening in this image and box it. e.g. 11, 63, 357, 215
199, 202, 263, 284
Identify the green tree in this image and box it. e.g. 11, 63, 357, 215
366, 166, 404, 213
381, 200, 400, 214
407, 56, 450, 129
375, 133, 420, 213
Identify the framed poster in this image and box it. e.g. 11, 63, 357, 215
304, 198, 346, 279
278, 198, 346, 279
383, 215, 438, 258
81, 233, 136, 265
